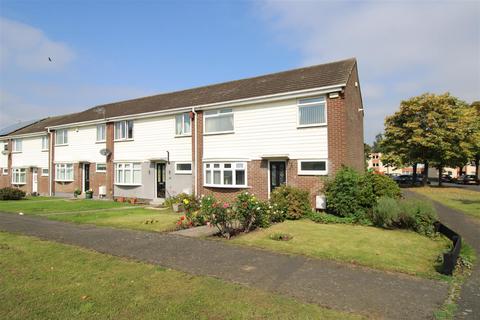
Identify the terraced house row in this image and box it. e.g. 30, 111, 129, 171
0, 58, 364, 206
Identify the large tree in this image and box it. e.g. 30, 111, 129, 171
382, 93, 472, 186
467, 101, 480, 179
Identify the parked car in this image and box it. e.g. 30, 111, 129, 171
393, 174, 422, 186
441, 175, 454, 183
456, 175, 480, 185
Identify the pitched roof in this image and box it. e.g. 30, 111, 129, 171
0, 119, 39, 136
4, 113, 81, 136
5, 57, 356, 135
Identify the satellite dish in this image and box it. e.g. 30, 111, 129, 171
100, 148, 111, 156
1, 150, 8, 155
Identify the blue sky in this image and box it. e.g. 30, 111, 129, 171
1, 0, 479, 143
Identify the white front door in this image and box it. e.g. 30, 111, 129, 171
32, 168, 38, 194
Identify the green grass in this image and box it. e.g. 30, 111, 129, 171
230, 220, 450, 278
0, 197, 180, 232
0, 232, 361, 320
411, 187, 480, 221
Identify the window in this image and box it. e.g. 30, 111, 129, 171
175, 113, 191, 136
41, 136, 49, 151
55, 163, 74, 181
3, 142, 7, 151
96, 124, 106, 142
204, 108, 234, 134
115, 163, 141, 185
2, 168, 8, 175
204, 162, 246, 187
96, 163, 107, 173
298, 160, 328, 175
114, 120, 134, 140
12, 139, 22, 152
12, 168, 26, 184
41, 168, 49, 176
175, 162, 192, 174
298, 96, 326, 127
55, 129, 68, 145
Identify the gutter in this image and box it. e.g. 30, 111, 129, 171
192, 107, 198, 197
47, 128, 52, 197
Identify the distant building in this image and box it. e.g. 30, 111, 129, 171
367, 153, 424, 175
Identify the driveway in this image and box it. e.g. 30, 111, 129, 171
0, 211, 447, 320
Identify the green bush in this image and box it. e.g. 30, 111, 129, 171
165, 193, 198, 210
368, 173, 402, 199
0, 187, 26, 200
370, 196, 401, 228
200, 195, 237, 238
270, 185, 311, 220
398, 199, 438, 236
234, 192, 270, 232
308, 212, 356, 224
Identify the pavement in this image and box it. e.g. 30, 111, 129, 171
404, 190, 480, 319
0, 211, 448, 320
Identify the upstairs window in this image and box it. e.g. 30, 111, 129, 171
55, 129, 68, 145
41, 136, 49, 151
298, 96, 326, 127
175, 113, 191, 136
12, 139, 22, 152
204, 108, 234, 134
298, 160, 328, 175
96, 124, 106, 142
204, 162, 246, 188
114, 120, 134, 140
12, 168, 26, 184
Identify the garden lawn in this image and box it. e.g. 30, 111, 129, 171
0, 198, 180, 232
410, 187, 480, 221
230, 220, 449, 278
0, 232, 360, 320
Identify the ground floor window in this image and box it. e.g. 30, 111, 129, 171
115, 163, 141, 185
96, 163, 107, 173
204, 162, 247, 187
41, 168, 49, 176
12, 168, 26, 184
2, 168, 8, 175
175, 162, 192, 174
55, 163, 74, 181
298, 160, 328, 175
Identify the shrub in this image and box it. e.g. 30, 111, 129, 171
234, 192, 270, 232
165, 193, 198, 211
370, 196, 401, 228
368, 173, 402, 199
324, 167, 365, 217
0, 187, 26, 200
176, 196, 205, 228
200, 195, 237, 238
270, 185, 310, 220
308, 212, 357, 225
398, 199, 438, 236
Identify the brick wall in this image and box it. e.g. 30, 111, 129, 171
55, 163, 81, 194
89, 163, 107, 196
106, 122, 114, 199
0, 174, 9, 188
38, 174, 49, 195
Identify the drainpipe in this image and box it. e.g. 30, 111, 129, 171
192, 107, 198, 197
47, 128, 52, 197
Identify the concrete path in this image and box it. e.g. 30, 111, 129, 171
404, 190, 480, 319
170, 225, 219, 237
0, 212, 447, 320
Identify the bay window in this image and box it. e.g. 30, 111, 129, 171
298, 160, 328, 175
204, 108, 234, 134
114, 120, 134, 140
55, 163, 74, 181
298, 96, 326, 127
175, 113, 191, 136
204, 162, 247, 187
115, 163, 141, 185
12, 168, 26, 184
96, 124, 106, 142
55, 129, 68, 145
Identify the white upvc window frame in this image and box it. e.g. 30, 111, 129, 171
96, 124, 106, 142
55, 129, 68, 146
12, 168, 26, 184
41, 136, 49, 151
114, 162, 141, 186
175, 162, 192, 174
2, 168, 8, 175
96, 163, 107, 173
203, 162, 247, 188
297, 96, 327, 128
203, 108, 234, 135
41, 168, 49, 176
114, 120, 134, 141
55, 163, 74, 182
297, 159, 328, 176
12, 139, 22, 153
175, 113, 192, 136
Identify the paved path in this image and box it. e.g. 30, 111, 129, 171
404, 190, 480, 319
0, 212, 447, 320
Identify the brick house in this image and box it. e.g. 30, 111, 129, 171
0, 58, 364, 206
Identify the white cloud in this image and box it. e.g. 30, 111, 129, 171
0, 17, 75, 71
257, 0, 480, 142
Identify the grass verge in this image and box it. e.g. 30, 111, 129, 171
0, 232, 361, 320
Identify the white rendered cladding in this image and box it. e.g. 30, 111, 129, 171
11, 136, 49, 168
54, 125, 106, 163
203, 98, 328, 160
114, 115, 192, 162
0, 140, 7, 168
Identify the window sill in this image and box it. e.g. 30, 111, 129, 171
203, 131, 235, 136
41, 149, 49, 152
95, 140, 106, 144
114, 139, 134, 142
11, 151, 22, 154
298, 172, 328, 176
175, 171, 192, 175
297, 123, 327, 129
204, 184, 250, 189
12, 182, 26, 185
175, 134, 192, 138
55, 144, 68, 147
55, 180, 74, 183
115, 183, 142, 186
96, 171, 107, 174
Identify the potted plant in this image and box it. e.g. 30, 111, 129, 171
129, 197, 137, 205
73, 189, 81, 198
85, 189, 93, 199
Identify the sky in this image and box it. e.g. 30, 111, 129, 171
0, 0, 479, 144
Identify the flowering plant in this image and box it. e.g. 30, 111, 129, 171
200, 195, 237, 238
235, 192, 270, 232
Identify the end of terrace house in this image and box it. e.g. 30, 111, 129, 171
0, 57, 364, 207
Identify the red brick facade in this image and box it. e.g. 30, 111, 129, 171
106, 122, 115, 199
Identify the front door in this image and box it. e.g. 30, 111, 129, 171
32, 168, 38, 194
83, 164, 90, 192
156, 163, 166, 198
270, 161, 286, 193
